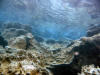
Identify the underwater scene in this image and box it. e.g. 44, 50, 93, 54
0, 0, 100, 75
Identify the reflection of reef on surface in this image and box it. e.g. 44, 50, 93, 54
87, 24, 100, 37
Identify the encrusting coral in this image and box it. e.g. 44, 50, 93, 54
0, 49, 53, 75
78, 65, 100, 75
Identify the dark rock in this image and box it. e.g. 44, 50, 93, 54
46, 39, 56, 44
72, 42, 100, 66
34, 35, 44, 43
48, 63, 80, 75
0, 35, 8, 48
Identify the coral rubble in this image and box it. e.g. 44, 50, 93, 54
0, 49, 53, 75
78, 65, 100, 75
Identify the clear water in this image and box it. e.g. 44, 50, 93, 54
1, 0, 99, 39
0, 0, 100, 75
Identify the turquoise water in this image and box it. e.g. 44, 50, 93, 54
0, 0, 100, 39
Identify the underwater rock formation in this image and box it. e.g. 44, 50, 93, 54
1, 22, 100, 75
87, 24, 100, 37
0, 50, 52, 75
40, 38, 74, 51
78, 65, 100, 75
82, 33, 100, 49
59, 33, 100, 75
0, 46, 73, 75
47, 33, 100, 75
9, 33, 35, 49
0, 37, 75, 75
34, 35, 45, 43
0, 33, 100, 75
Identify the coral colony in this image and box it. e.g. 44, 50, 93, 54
0, 0, 100, 75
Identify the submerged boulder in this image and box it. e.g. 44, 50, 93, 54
81, 33, 100, 49
9, 33, 34, 49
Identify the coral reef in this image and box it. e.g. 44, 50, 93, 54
0, 49, 53, 75
1, 22, 100, 75
0, 46, 73, 75
0, 37, 75, 75
78, 65, 100, 75
9, 33, 35, 49
40, 38, 74, 51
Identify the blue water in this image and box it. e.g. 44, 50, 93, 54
0, 0, 99, 40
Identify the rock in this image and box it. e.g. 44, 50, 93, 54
9, 33, 34, 49
10, 36, 27, 49
46, 39, 56, 44
34, 35, 44, 43
48, 34, 100, 75
81, 33, 100, 49
63, 34, 100, 75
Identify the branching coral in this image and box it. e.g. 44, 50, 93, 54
0, 49, 53, 75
